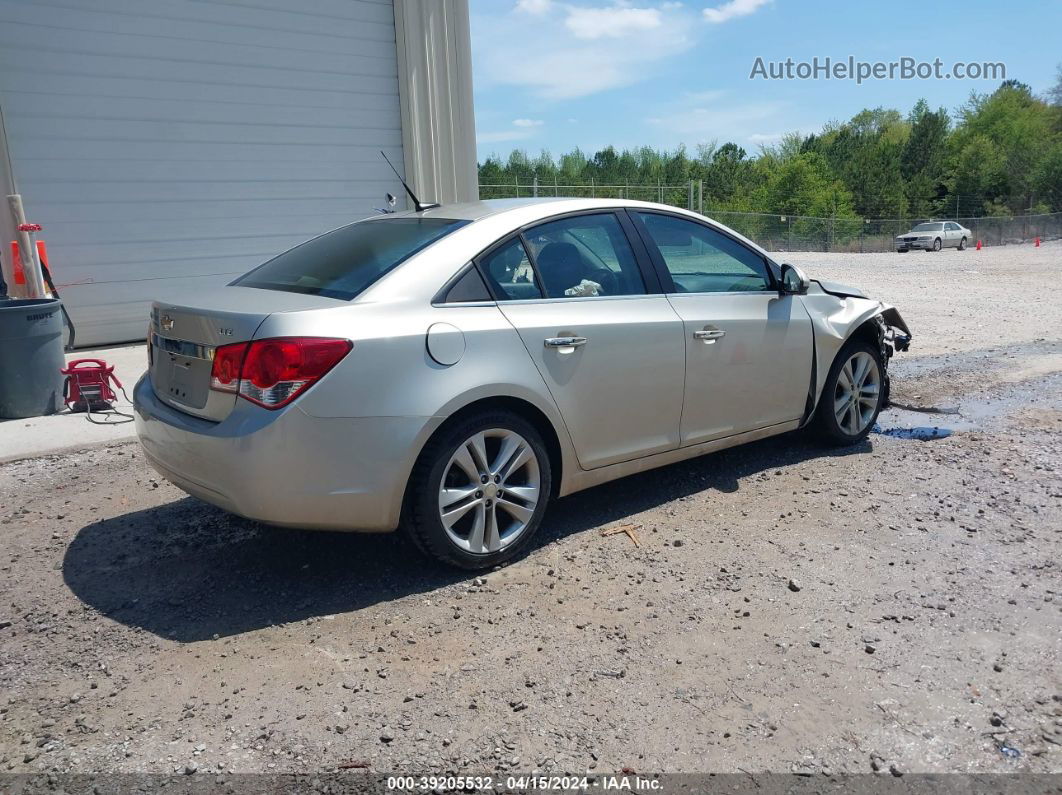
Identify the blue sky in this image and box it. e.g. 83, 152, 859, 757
470, 0, 1061, 160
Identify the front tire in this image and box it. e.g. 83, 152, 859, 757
932, 237, 942, 252
403, 411, 552, 570
813, 340, 885, 446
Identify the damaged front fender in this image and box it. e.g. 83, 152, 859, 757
800, 288, 912, 419
880, 306, 911, 338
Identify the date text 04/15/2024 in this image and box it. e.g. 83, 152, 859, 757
386, 775, 662, 791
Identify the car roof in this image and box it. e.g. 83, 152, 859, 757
387, 196, 679, 223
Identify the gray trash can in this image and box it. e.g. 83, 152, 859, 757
0, 298, 66, 419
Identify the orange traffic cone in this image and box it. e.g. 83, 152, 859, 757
976, 240, 982, 250
1035, 237, 1041, 247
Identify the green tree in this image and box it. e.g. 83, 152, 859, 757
476, 82, 1062, 220
948, 82, 1059, 213
1046, 63, 1062, 106
902, 101, 949, 216
752, 152, 855, 217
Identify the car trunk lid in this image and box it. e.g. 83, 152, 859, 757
149, 286, 345, 421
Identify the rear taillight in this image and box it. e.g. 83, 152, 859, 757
209, 337, 351, 409
210, 341, 249, 394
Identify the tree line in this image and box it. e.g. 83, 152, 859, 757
478, 76, 1062, 220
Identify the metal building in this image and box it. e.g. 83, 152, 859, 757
0, 0, 476, 346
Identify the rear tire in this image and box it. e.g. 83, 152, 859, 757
402, 410, 552, 570
813, 340, 885, 446
958, 237, 967, 251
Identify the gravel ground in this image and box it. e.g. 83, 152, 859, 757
1, 241, 1060, 777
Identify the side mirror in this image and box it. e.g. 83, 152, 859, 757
780, 263, 810, 294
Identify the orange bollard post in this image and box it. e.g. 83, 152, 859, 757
10, 241, 26, 285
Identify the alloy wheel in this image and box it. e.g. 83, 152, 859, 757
438, 429, 541, 554
833, 351, 880, 436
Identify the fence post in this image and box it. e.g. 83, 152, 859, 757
860, 220, 865, 253
532, 176, 538, 198
687, 180, 693, 210
698, 180, 703, 214
787, 216, 792, 251
591, 178, 595, 198
514, 181, 519, 198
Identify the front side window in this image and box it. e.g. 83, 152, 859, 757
635, 212, 772, 293
233, 217, 468, 300
523, 213, 645, 299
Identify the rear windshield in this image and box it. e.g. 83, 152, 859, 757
232, 217, 468, 300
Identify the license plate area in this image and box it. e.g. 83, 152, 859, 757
150, 333, 214, 410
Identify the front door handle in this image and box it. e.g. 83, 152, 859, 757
693, 329, 726, 341
544, 336, 588, 349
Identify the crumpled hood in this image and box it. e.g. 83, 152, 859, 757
812, 279, 868, 300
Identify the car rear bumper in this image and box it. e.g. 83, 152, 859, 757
133, 374, 439, 532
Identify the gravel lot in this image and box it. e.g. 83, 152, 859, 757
1, 241, 1060, 777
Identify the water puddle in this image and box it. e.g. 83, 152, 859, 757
871, 343, 1062, 442
872, 424, 953, 441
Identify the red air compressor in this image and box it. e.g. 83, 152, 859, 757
61, 359, 123, 412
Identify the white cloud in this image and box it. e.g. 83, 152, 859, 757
515, 0, 552, 14
682, 89, 727, 104
564, 6, 662, 39
702, 0, 770, 24
646, 91, 789, 145
473, 2, 697, 99
512, 118, 545, 127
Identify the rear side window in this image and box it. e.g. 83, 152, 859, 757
442, 266, 492, 303
233, 217, 468, 300
523, 213, 645, 299
480, 238, 543, 300
636, 212, 772, 293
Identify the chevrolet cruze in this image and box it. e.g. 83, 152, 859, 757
134, 198, 911, 569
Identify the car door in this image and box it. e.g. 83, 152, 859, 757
629, 210, 814, 446
479, 211, 685, 470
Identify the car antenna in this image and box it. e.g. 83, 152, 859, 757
380, 150, 439, 212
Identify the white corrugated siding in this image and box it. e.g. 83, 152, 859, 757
0, 0, 405, 345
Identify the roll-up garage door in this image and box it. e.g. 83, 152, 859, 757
0, 0, 405, 346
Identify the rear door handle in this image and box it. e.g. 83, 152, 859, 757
693, 329, 726, 341
544, 336, 588, 349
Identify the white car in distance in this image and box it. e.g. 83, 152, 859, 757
896, 221, 971, 252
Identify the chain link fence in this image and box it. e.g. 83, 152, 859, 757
479, 181, 1062, 253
